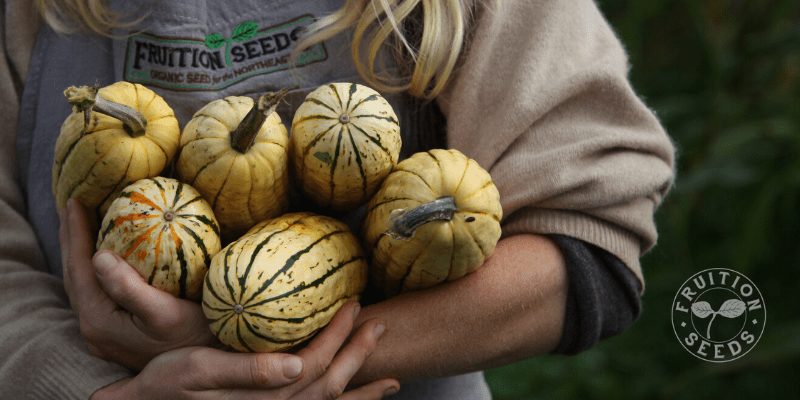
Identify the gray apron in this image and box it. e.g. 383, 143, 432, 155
16, 1, 491, 398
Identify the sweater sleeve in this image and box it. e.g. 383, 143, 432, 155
550, 235, 641, 354
437, 0, 675, 288
0, 4, 131, 399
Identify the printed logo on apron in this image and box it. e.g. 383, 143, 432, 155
123, 14, 327, 91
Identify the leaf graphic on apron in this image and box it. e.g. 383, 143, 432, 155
205, 21, 260, 66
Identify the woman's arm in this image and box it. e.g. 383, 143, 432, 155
352, 234, 567, 383
352, 0, 676, 384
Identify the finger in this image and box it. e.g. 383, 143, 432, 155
93, 250, 178, 326
188, 348, 305, 390
297, 301, 360, 377
314, 319, 386, 399
338, 379, 400, 400
197, 390, 276, 400
200, 380, 398, 400
65, 199, 110, 313
67, 199, 95, 260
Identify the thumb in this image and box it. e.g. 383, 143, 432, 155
189, 348, 305, 389
93, 250, 175, 324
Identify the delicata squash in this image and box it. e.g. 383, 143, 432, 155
97, 177, 221, 300
52, 81, 180, 217
203, 212, 367, 352
176, 91, 289, 238
290, 83, 401, 211
363, 149, 502, 295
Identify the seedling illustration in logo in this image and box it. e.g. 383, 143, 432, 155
672, 268, 765, 362
205, 21, 260, 65
690, 299, 746, 340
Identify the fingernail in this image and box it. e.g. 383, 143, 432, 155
94, 252, 117, 273
353, 303, 361, 318
383, 385, 399, 397
282, 357, 303, 379
373, 323, 386, 337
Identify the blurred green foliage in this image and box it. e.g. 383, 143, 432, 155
486, 0, 800, 398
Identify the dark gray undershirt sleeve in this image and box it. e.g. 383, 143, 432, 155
549, 234, 642, 355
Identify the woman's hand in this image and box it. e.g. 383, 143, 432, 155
60, 199, 215, 369
92, 302, 398, 400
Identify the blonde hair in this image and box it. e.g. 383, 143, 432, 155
295, 0, 474, 99
37, 0, 476, 99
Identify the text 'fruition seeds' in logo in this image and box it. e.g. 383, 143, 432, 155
123, 15, 327, 91
672, 268, 765, 363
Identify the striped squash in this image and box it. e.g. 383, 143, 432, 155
203, 212, 367, 352
97, 177, 221, 300
176, 92, 289, 239
363, 149, 502, 295
52, 82, 180, 217
290, 83, 401, 211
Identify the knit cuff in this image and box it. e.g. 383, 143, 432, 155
27, 338, 131, 400
501, 207, 645, 292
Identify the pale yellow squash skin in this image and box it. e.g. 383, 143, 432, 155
176, 96, 289, 238
363, 149, 503, 296
97, 177, 221, 300
52, 82, 180, 216
290, 83, 401, 211
203, 212, 367, 353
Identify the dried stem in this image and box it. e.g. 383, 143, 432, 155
64, 85, 147, 136
230, 89, 288, 153
386, 196, 457, 240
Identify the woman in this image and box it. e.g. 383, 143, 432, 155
0, 0, 674, 398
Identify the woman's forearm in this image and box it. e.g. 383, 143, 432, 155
352, 234, 568, 384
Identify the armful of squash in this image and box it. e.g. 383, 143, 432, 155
52, 81, 508, 362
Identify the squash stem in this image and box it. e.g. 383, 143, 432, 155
387, 196, 457, 240
230, 89, 288, 153
64, 85, 147, 136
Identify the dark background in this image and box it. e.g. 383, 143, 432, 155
485, 0, 800, 398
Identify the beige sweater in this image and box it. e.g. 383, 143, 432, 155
0, 0, 674, 398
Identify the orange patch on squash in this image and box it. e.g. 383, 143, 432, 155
153, 229, 164, 272
123, 223, 159, 259
129, 192, 163, 212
